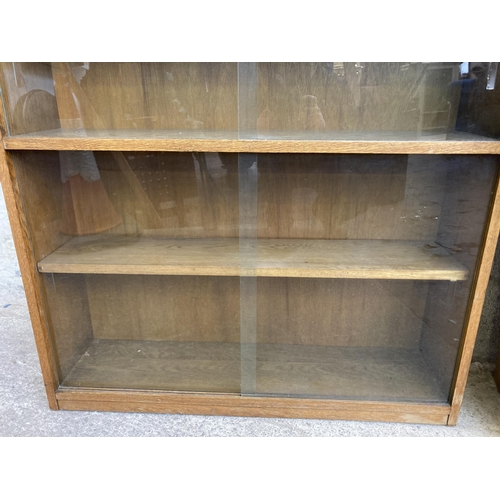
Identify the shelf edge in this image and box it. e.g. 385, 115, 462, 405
37, 263, 469, 281
5, 137, 500, 154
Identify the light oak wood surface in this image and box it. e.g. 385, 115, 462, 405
2, 62, 499, 425
37, 235, 469, 280
4, 128, 500, 154
55, 388, 450, 424
0, 104, 60, 408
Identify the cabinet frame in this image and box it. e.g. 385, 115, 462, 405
2, 90, 500, 426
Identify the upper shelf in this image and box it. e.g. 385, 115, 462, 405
4, 129, 500, 154
37, 236, 469, 281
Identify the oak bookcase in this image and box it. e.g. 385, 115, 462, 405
1, 62, 500, 425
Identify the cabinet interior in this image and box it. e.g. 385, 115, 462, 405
2, 62, 499, 417
10, 149, 498, 403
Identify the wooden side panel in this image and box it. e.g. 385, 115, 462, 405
0, 112, 59, 408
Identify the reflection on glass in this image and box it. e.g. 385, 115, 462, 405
1, 62, 499, 140
13, 149, 241, 393
9, 149, 499, 400
3, 61, 499, 405
240, 153, 498, 402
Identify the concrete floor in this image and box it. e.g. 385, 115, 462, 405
1, 189, 500, 436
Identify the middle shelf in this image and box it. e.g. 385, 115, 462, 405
37, 236, 469, 280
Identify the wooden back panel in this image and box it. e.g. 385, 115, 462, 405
89, 152, 446, 241
78, 63, 238, 132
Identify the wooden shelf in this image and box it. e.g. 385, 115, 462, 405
4, 128, 500, 154
61, 339, 447, 402
37, 235, 469, 281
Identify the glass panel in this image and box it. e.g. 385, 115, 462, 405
238, 153, 258, 394
2, 62, 500, 142
11, 150, 241, 392
1, 63, 238, 137
9, 147, 499, 401
244, 62, 500, 141
239, 153, 498, 402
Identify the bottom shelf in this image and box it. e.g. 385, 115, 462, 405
61, 340, 447, 403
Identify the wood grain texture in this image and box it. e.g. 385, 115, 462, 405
448, 165, 500, 425
91, 151, 239, 238
51, 63, 165, 231
0, 106, 59, 409
4, 129, 500, 154
60, 339, 447, 403
0, 63, 238, 136
54, 387, 449, 410
59, 171, 122, 235
2, 61, 499, 423
253, 344, 445, 401
54, 389, 450, 424
255, 62, 458, 135
256, 154, 444, 241
71, 152, 445, 243
257, 279, 427, 348
77, 63, 238, 132
62, 340, 240, 393
83, 275, 425, 348
37, 235, 468, 280
85, 275, 240, 343
56, 399, 449, 424
9, 152, 70, 261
